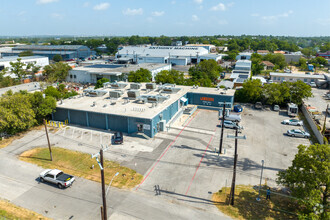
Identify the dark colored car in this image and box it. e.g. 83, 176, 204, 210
112, 132, 123, 144
233, 105, 243, 112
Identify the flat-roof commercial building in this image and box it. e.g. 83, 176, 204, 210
116, 46, 223, 66
0, 56, 49, 71
270, 72, 325, 84
67, 63, 171, 83
229, 60, 252, 88
53, 83, 235, 138
2, 45, 95, 61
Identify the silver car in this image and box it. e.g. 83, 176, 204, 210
282, 119, 303, 126
287, 129, 310, 138
222, 120, 243, 130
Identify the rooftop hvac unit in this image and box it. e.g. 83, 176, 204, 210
111, 82, 128, 89
127, 90, 140, 99
130, 83, 142, 90
109, 90, 124, 98
146, 83, 156, 90
83, 89, 107, 97
103, 82, 111, 88
147, 95, 169, 103
162, 87, 181, 93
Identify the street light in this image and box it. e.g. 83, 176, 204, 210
106, 172, 119, 196
256, 160, 264, 201
227, 128, 246, 206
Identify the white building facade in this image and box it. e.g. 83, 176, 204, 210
0, 56, 49, 71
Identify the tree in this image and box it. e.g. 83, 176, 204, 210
155, 70, 185, 85
29, 92, 56, 123
298, 58, 308, 70
316, 57, 328, 66
263, 83, 290, 105
95, 78, 110, 89
277, 144, 329, 219
188, 60, 222, 87
44, 86, 62, 100
9, 58, 26, 81
127, 68, 152, 82
234, 79, 263, 103
289, 80, 313, 105
18, 50, 34, 57
263, 53, 287, 69
43, 62, 72, 82
53, 54, 63, 62
0, 93, 36, 134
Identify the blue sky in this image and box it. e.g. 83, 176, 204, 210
1, 0, 330, 36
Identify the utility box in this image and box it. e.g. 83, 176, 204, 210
109, 90, 124, 98
159, 120, 166, 131
130, 83, 142, 90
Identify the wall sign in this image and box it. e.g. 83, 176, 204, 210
200, 97, 214, 102
143, 124, 151, 130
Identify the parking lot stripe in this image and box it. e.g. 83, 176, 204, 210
185, 125, 217, 195
135, 110, 200, 191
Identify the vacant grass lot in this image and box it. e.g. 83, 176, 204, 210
20, 147, 143, 189
0, 199, 50, 220
212, 185, 299, 220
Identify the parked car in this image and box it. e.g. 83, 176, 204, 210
282, 119, 303, 126
222, 120, 243, 130
224, 114, 241, 122
112, 131, 123, 144
233, 105, 243, 113
255, 102, 263, 109
287, 129, 310, 138
310, 82, 316, 87
273, 105, 280, 111
39, 169, 75, 189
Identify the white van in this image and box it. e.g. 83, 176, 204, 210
224, 114, 241, 122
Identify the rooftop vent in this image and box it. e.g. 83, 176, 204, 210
127, 90, 140, 99
130, 83, 142, 90
146, 83, 156, 90
111, 82, 128, 89
161, 87, 181, 94
83, 89, 107, 97
109, 90, 124, 98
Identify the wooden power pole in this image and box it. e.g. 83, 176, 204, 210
43, 119, 53, 161
219, 102, 226, 155
100, 149, 107, 220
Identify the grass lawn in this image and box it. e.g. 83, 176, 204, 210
19, 147, 143, 189
212, 185, 300, 220
0, 199, 50, 220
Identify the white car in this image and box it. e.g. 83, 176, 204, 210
287, 129, 310, 138
39, 169, 75, 189
282, 119, 303, 126
222, 120, 243, 130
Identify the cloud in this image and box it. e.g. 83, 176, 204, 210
152, 11, 165, 17
123, 8, 143, 16
83, 2, 90, 7
18, 11, 26, 16
262, 10, 293, 21
50, 13, 64, 19
36, 0, 58, 4
194, 0, 203, 4
210, 3, 226, 11
192, 15, 199, 21
93, 3, 110, 11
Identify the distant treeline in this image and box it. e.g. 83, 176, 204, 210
1, 35, 329, 55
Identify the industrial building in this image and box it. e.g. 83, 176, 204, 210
67, 63, 171, 83
52, 83, 235, 138
236, 52, 252, 60
116, 46, 223, 66
0, 56, 49, 71
2, 45, 95, 61
270, 72, 326, 84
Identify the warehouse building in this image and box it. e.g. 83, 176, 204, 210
67, 63, 171, 83
116, 45, 223, 66
2, 45, 95, 61
270, 72, 325, 84
53, 83, 235, 138
0, 56, 49, 71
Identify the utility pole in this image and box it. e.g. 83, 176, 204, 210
227, 128, 246, 206
92, 145, 110, 220
218, 102, 226, 155
43, 119, 53, 161
100, 149, 107, 220
322, 104, 329, 136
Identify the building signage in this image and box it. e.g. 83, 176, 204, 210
200, 97, 214, 102
143, 124, 151, 130
149, 46, 198, 50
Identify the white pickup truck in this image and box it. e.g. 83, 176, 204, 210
39, 169, 75, 189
